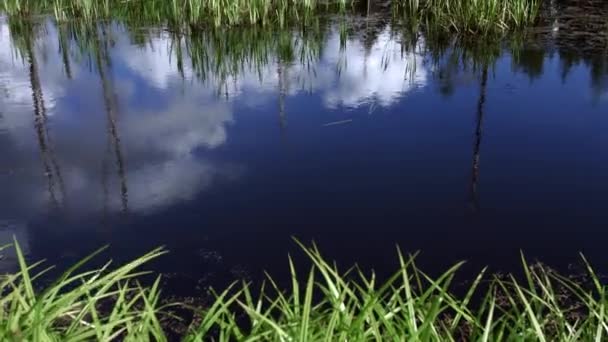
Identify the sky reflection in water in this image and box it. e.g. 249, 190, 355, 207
1, 16, 608, 283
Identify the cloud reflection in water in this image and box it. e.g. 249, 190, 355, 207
0, 20, 428, 224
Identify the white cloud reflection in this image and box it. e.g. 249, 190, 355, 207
316, 30, 427, 108
114, 27, 428, 108
118, 156, 223, 212
0, 20, 70, 123
0, 20, 238, 217
123, 99, 233, 156
0, 20, 427, 220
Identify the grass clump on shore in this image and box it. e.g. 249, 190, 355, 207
0, 240, 168, 341
3, 0, 540, 33
1, 0, 350, 27
397, 0, 540, 34
1, 238, 606, 341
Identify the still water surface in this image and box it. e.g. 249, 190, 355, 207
1, 15, 608, 288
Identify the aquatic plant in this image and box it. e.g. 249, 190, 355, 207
1, 238, 607, 341
189, 241, 608, 341
396, 0, 540, 35
2, 0, 541, 33
0, 239, 168, 341
1, 0, 350, 27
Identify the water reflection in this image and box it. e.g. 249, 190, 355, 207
527, 0, 608, 102
0, 18, 435, 223
93, 23, 129, 214
469, 66, 488, 212
1, 13, 608, 281
0, 220, 29, 273
0, 18, 241, 221
28, 22, 67, 211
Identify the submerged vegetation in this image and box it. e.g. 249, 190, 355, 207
1, 238, 607, 341
1, 0, 540, 33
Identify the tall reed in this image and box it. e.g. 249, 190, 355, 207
2, 0, 541, 33
1, 0, 351, 27
0, 239, 168, 341
397, 0, 540, 35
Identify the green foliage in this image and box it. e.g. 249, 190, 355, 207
187, 242, 608, 341
396, 0, 540, 35
1, 0, 350, 27
1, 238, 607, 341
0, 238, 168, 341
2, 0, 539, 33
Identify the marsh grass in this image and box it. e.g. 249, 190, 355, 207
0, 238, 169, 341
396, 0, 540, 35
1, 0, 350, 27
1, 237, 607, 341
192, 241, 608, 341
3, 0, 540, 33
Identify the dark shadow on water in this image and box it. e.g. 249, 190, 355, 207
93, 24, 129, 214
469, 66, 488, 213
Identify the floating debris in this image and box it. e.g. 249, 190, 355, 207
323, 119, 353, 127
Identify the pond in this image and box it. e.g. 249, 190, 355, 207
1, 4, 608, 292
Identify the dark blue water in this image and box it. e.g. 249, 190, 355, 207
1, 16, 608, 290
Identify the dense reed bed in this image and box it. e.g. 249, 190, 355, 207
397, 0, 540, 34
1, 238, 606, 341
2, 0, 540, 33
1, 0, 349, 27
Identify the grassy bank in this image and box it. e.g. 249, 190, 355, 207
1, 0, 540, 33
1, 238, 606, 341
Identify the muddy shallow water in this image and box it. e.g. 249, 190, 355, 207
0, 4, 607, 292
